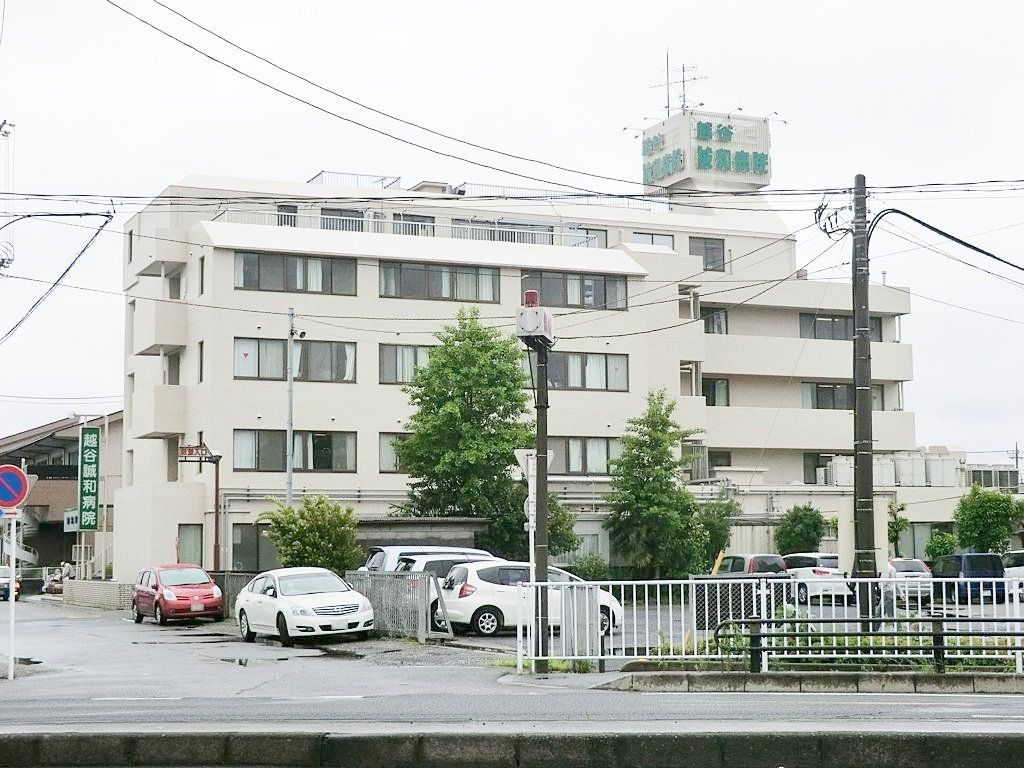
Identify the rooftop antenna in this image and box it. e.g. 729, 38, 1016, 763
652, 54, 706, 117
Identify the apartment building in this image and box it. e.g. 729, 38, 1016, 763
113, 159, 923, 579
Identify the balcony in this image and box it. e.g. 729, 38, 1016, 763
131, 384, 186, 439
704, 406, 915, 452
130, 228, 188, 278
133, 298, 187, 356
703, 335, 913, 382
215, 210, 598, 247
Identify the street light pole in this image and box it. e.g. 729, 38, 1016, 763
286, 307, 295, 509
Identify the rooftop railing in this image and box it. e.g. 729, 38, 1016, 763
306, 171, 402, 189
218, 210, 598, 247
455, 182, 672, 212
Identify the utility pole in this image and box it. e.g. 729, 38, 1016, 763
851, 173, 877, 608
286, 307, 295, 509
516, 290, 554, 674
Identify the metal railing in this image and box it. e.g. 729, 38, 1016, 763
515, 576, 1024, 671
455, 183, 673, 212
345, 571, 452, 643
218, 210, 597, 247
306, 171, 402, 188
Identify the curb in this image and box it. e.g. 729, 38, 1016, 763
599, 670, 1024, 694
0, 731, 1023, 767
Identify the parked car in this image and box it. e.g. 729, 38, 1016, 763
931, 553, 1006, 602
234, 567, 374, 646
714, 554, 788, 575
131, 565, 224, 625
1001, 550, 1024, 580
783, 552, 848, 604
0, 566, 20, 601
395, 553, 503, 631
360, 545, 493, 573
884, 558, 932, 603
437, 560, 623, 637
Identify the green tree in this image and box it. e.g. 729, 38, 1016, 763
773, 504, 826, 555
258, 495, 363, 573
925, 531, 957, 561
393, 308, 578, 558
694, 493, 739, 569
953, 485, 1023, 553
887, 501, 910, 557
565, 553, 611, 581
604, 389, 705, 578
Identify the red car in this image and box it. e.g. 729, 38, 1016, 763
131, 564, 224, 625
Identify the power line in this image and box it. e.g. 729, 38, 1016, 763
0, 393, 123, 401
0, 214, 113, 347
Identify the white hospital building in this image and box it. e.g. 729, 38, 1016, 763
113, 110, 998, 581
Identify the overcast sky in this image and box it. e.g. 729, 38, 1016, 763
1, 1, 1021, 464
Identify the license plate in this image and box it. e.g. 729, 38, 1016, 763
982, 589, 992, 597
190, 603, 203, 612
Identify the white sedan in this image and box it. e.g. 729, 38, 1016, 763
234, 567, 374, 646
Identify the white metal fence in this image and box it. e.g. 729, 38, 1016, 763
515, 576, 1024, 672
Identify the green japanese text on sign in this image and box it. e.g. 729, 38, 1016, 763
78, 426, 100, 531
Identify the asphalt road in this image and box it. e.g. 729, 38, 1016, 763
2, 599, 1024, 734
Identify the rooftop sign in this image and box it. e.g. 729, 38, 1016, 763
641, 109, 771, 192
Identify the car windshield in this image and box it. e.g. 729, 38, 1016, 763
819, 557, 839, 568
893, 560, 928, 573
964, 555, 1003, 575
1003, 552, 1024, 568
159, 567, 210, 586
278, 572, 349, 596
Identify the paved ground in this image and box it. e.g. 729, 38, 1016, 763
3, 599, 1024, 734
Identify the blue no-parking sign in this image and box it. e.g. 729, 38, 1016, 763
0, 464, 29, 509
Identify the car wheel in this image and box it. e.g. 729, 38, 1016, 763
355, 631, 369, 641
276, 613, 294, 647
797, 584, 809, 605
239, 610, 255, 643
600, 607, 611, 636
471, 606, 503, 637
212, 612, 224, 623
430, 599, 446, 633
154, 602, 167, 626
132, 602, 144, 624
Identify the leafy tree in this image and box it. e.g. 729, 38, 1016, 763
925, 531, 957, 561
887, 501, 910, 557
393, 308, 578, 558
773, 504, 826, 555
953, 485, 1023, 553
565, 553, 611, 581
259, 496, 363, 573
604, 389, 705, 578
694, 493, 739, 569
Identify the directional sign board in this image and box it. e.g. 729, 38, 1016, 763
0, 465, 29, 509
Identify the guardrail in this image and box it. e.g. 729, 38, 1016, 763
515, 576, 1024, 672
344, 571, 452, 643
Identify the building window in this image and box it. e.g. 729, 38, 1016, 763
801, 382, 885, 410
800, 313, 882, 342
321, 208, 364, 232
379, 433, 410, 473
549, 437, 622, 475
198, 255, 205, 295
633, 232, 674, 249
177, 524, 203, 565
233, 430, 356, 472
127, 229, 133, 264
393, 213, 435, 236
690, 236, 726, 272
234, 251, 356, 296
380, 344, 431, 384
968, 468, 1020, 492
524, 351, 628, 392
708, 451, 732, 469
379, 262, 498, 303
573, 227, 608, 248
702, 378, 729, 406
232, 523, 281, 572
198, 340, 204, 383
521, 271, 627, 310
233, 338, 355, 382
277, 204, 298, 227
803, 452, 837, 484
701, 307, 728, 334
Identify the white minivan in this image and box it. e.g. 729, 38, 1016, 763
360, 545, 492, 573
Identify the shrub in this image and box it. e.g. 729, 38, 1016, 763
565, 554, 610, 581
